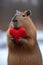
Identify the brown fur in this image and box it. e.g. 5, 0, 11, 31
7, 11, 42, 65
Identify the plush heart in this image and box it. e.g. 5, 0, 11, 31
10, 27, 26, 44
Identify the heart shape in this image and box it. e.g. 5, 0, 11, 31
10, 27, 26, 44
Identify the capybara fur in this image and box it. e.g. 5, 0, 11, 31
7, 10, 42, 65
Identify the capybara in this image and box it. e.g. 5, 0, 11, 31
7, 10, 42, 65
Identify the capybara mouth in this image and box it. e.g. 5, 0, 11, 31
13, 19, 18, 29
13, 19, 21, 29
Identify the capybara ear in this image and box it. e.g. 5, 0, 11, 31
25, 10, 31, 16
16, 10, 21, 15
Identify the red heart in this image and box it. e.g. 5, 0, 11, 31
10, 27, 26, 44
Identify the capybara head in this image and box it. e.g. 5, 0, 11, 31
11, 10, 31, 29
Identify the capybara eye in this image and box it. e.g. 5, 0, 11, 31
22, 15, 25, 17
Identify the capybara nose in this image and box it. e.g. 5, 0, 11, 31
13, 19, 17, 22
